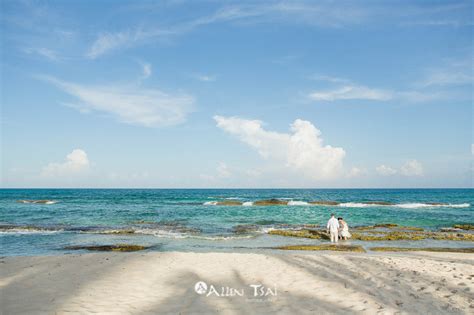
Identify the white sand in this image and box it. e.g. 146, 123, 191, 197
1, 251, 473, 314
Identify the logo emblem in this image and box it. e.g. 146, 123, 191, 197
194, 281, 208, 294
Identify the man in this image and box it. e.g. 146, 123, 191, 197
326, 213, 340, 243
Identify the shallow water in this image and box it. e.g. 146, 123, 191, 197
1, 189, 472, 256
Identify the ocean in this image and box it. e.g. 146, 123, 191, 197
1, 189, 472, 256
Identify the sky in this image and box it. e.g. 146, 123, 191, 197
0, 0, 473, 188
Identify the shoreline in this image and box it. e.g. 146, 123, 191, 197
1, 251, 473, 314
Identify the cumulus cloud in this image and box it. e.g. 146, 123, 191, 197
41, 149, 89, 177
376, 165, 397, 176
347, 167, 367, 178
376, 160, 424, 177
39, 75, 194, 127
214, 116, 345, 180
400, 159, 424, 176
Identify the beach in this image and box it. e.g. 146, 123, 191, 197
1, 251, 473, 314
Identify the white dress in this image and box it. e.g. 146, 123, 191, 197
340, 222, 351, 238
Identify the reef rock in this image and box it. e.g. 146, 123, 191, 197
254, 199, 288, 206
276, 244, 365, 252
64, 244, 149, 252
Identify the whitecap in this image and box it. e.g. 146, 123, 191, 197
287, 201, 309, 206
395, 203, 470, 209
0, 228, 63, 235
242, 201, 254, 206
203, 201, 218, 206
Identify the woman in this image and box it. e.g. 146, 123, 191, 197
338, 217, 351, 240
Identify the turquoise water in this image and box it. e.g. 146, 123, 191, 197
1, 189, 473, 256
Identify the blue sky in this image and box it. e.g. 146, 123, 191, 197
1, 0, 472, 188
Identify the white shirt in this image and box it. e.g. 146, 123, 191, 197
327, 217, 340, 232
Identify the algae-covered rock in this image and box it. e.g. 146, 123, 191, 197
453, 224, 474, 231
370, 247, 474, 253
268, 229, 330, 240
374, 223, 398, 228
354, 231, 474, 241
308, 201, 339, 206
351, 232, 425, 241
216, 200, 243, 206
232, 224, 259, 234
64, 244, 149, 252
269, 226, 473, 242
354, 224, 423, 232
439, 227, 463, 232
254, 199, 288, 206
276, 244, 365, 252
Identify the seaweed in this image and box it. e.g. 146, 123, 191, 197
268, 229, 330, 240
64, 244, 149, 252
268, 228, 474, 241
453, 224, 474, 231
275, 244, 365, 252
254, 199, 288, 206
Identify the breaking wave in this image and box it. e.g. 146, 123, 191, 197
17, 200, 58, 204
287, 201, 310, 206
394, 203, 470, 209
202, 200, 470, 208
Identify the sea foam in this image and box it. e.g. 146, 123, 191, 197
287, 201, 309, 206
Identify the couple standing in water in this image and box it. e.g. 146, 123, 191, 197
326, 213, 351, 243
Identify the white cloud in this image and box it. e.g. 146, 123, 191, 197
376, 165, 397, 176
308, 75, 448, 103
347, 167, 367, 178
376, 160, 424, 177
86, 31, 131, 59
85, 29, 175, 59
85, 3, 366, 58
41, 149, 89, 177
400, 159, 424, 176
214, 116, 345, 180
471, 144, 474, 155
309, 85, 393, 101
310, 75, 351, 84
40, 75, 194, 127
417, 70, 473, 87
24, 47, 59, 61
